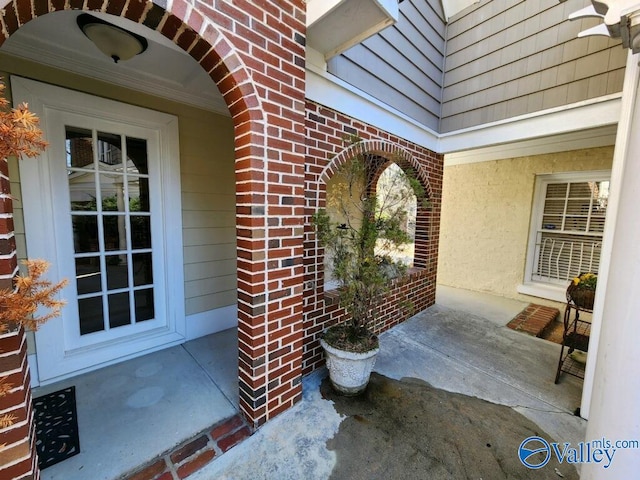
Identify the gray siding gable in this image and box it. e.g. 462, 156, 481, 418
441, 0, 624, 132
324, 0, 625, 135
327, 0, 446, 131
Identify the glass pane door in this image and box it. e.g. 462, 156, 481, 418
67, 126, 155, 336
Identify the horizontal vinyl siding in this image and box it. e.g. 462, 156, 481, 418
327, 0, 446, 130
179, 111, 236, 316
441, 0, 625, 132
5, 140, 36, 355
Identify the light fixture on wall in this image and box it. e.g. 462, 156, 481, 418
77, 13, 148, 63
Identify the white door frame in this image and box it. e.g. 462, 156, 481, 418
12, 76, 186, 385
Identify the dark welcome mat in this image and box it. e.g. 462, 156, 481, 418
33, 386, 80, 469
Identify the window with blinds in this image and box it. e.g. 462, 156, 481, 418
531, 176, 609, 285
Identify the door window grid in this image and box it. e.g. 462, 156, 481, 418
67, 126, 154, 335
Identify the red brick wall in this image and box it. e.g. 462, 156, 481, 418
303, 101, 443, 374
0, 1, 442, 477
0, 327, 38, 480
0, 0, 306, 476
0, 156, 17, 287
1, 144, 40, 478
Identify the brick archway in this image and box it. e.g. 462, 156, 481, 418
1, 1, 306, 477
318, 139, 435, 271
318, 139, 434, 201
302, 103, 442, 375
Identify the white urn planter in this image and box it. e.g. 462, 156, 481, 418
321, 338, 379, 395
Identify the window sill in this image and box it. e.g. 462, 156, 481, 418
517, 282, 568, 303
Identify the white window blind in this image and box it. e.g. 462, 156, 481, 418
531, 176, 609, 285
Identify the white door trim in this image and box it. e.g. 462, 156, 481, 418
12, 76, 185, 385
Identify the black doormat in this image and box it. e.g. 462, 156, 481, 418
33, 386, 80, 469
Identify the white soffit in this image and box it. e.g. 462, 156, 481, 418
0, 10, 228, 115
441, 0, 482, 20
440, 94, 622, 165
307, 0, 399, 60
443, 125, 618, 166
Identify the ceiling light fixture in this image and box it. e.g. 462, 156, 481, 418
77, 13, 148, 63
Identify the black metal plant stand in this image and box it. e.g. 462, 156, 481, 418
554, 298, 591, 383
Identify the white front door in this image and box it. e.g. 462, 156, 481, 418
13, 77, 185, 384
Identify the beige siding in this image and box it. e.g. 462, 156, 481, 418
178, 106, 236, 316
2, 53, 236, 325
441, 0, 625, 132
437, 147, 614, 301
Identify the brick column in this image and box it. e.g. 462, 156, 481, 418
0, 327, 38, 480
230, 4, 307, 427
1, 154, 38, 479
168, 0, 308, 426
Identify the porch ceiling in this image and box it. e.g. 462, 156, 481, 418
1, 10, 228, 115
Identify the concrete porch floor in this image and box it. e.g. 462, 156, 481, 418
33, 327, 240, 480
33, 285, 587, 479
190, 285, 586, 479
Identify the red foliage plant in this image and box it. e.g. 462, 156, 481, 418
0, 80, 48, 161
1, 80, 65, 435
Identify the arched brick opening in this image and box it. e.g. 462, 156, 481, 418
319, 140, 434, 200
1, 1, 306, 476
303, 132, 441, 374
318, 140, 435, 271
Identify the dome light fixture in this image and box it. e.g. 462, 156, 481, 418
77, 13, 148, 63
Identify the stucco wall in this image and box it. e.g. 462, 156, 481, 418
437, 146, 614, 302
2, 53, 236, 327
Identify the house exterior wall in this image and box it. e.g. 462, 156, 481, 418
303, 101, 443, 374
177, 110, 237, 318
437, 146, 614, 301
1, 1, 307, 477
326, 0, 446, 131
441, 0, 626, 132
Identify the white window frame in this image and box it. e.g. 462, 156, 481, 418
518, 170, 611, 302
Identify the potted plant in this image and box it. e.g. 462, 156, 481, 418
567, 272, 597, 310
313, 143, 425, 395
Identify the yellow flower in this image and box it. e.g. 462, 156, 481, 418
573, 272, 598, 290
